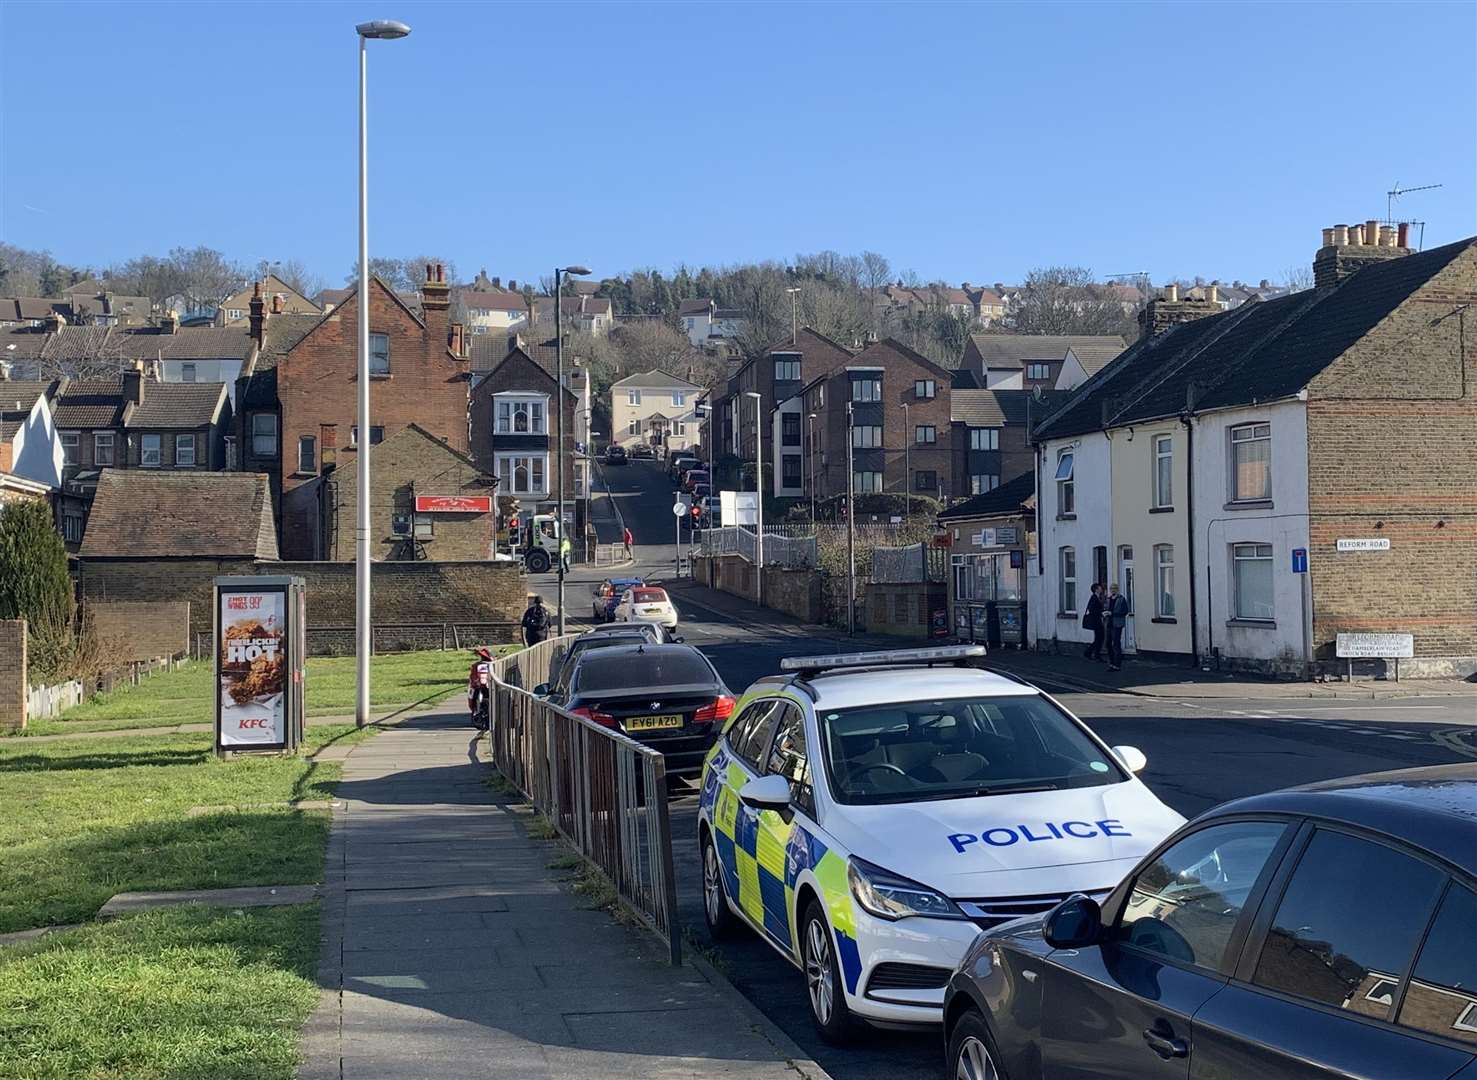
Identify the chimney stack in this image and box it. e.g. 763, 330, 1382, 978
1138, 282, 1220, 340
1313, 219, 1413, 288
123, 360, 145, 405
271, 292, 284, 315
160, 310, 179, 335
449, 321, 465, 358
1206, 284, 1219, 305
248, 281, 267, 347
419, 261, 450, 313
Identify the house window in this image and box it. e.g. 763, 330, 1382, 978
369, 333, 390, 375
1230, 423, 1271, 501
852, 470, 883, 494
782, 455, 802, 487
914, 379, 936, 399
914, 469, 937, 492
1059, 547, 1077, 613
497, 453, 548, 495
93, 431, 114, 465
970, 474, 999, 495
141, 433, 162, 467
1026, 362, 1051, 381
672, 391, 686, 407
60, 431, 80, 465
851, 376, 881, 402
297, 435, 316, 473
852, 424, 882, 448
774, 358, 801, 381
914, 425, 936, 445
627, 389, 641, 406
175, 433, 196, 467
1055, 450, 1075, 515
628, 419, 640, 436
782, 414, 801, 446
62, 512, 84, 543
673, 420, 686, 436
349, 425, 384, 447
180, 362, 197, 383
496, 399, 545, 435
1232, 542, 1274, 621
251, 414, 278, 456
1155, 544, 1175, 617
970, 427, 999, 451
226, 309, 244, 321
1154, 433, 1173, 508
1095, 546, 1109, 592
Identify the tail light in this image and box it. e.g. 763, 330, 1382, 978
693, 696, 736, 724
572, 706, 618, 729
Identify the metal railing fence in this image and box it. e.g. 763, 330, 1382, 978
487, 637, 681, 965
699, 526, 817, 569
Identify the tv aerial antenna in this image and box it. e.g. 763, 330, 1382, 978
1386, 182, 1441, 249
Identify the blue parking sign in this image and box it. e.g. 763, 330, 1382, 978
1291, 547, 1308, 574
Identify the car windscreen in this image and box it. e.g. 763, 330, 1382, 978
631, 589, 668, 603
570, 635, 646, 662
819, 695, 1127, 805
573, 649, 714, 692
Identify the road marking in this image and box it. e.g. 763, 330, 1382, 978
1284, 705, 1450, 711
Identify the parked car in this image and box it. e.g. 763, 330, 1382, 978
697, 645, 1182, 1042
592, 576, 644, 622
670, 454, 699, 481
943, 761, 1477, 1080
681, 469, 709, 494
543, 643, 733, 779
541, 627, 652, 699
703, 496, 721, 525
631, 443, 655, 459
615, 585, 679, 630
605, 444, 628, 466
579, 621, 672, 644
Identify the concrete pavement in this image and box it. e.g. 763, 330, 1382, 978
299, 709, 829, 1080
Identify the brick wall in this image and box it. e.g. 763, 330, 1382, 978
468, 347, 577, 495
692, 555, 824, 624
0, 620, 25, 732
87, 601, 190, 660
78, 557, 525, 655
277, 277, 470, 558
1305, 244, 1477, 666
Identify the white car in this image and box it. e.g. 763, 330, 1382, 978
615, 585, 679, 630
695, 645, 1184, 1043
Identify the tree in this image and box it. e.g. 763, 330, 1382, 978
0, 501, 72, 677
1283, 264, 1314, 293
257, 258, 324, 300
1011, 266, 1137, 337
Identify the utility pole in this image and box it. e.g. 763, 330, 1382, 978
553, 265, 592, 637
786, 286, 800, 344
807, 411, 817, 525
902, 401, 910, 520
846, 401, 855, 636
746, 391, 763, 607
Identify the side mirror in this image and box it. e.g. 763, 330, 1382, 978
738, 774, 792, 813
1043, 893, 1102, 950
1113, 745, 1148, 774
533, 683, 550, 696
670, 634, 685, 643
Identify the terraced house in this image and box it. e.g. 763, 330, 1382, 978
1030, 225, 1477, 677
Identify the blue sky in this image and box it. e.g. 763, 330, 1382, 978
2, 1, 1473, 290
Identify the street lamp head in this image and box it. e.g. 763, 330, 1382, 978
786, 286, 802, 295
356, 19, 411, 38
561, 265, 592, 277
744, 391, 761, 401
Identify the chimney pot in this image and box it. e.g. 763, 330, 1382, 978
1165, 283, 1179, 302
1365, 220, 1380, 246
1350, 224, 1365, 245
1398, 222, 1410, 247
1333, 224, 1349, 245
436, 263, 445, 283
425, 263, 434, 282
1322, 227, 1335, 247
271, 293, 283, 314
1206, 284, 1219, 304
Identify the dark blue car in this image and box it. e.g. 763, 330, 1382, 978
944, 762, 1477, 1080
591, 577, 644, 623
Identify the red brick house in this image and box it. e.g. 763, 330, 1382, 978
274, 267, 471, 557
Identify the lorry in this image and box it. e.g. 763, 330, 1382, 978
508, 513, 565, 573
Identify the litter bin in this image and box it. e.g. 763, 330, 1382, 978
995, 601, 1024, 648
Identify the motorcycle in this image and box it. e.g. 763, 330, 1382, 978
468, 647, 493, 730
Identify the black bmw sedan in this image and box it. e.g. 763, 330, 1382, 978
943, 763, 1477, 1080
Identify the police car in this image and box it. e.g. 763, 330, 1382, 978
696, 645, 1184, 1042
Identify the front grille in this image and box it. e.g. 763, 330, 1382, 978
866, 962, 952, 994
957, 889, 1111, 932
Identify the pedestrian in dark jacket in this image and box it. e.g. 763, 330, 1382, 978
1105, 583, 1129, 671
521, 595, 550, 646
1082, 584, 1106, 661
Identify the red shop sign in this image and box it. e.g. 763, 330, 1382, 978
414, 495, 492, 514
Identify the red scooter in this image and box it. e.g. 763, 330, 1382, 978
468, 647, 493, 730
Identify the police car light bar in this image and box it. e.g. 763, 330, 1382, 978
779, 644, 986, 674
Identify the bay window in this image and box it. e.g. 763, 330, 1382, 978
497, 453, 548, 496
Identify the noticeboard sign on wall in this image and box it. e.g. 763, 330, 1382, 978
1336, 632, 1414, 659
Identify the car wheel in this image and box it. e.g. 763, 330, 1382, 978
700, 830, 741, 940
801, 899, 857, 1044
948, 1009, 1008, 1080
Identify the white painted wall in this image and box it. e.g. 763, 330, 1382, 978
1109, 423, 1191, 656
159, 358, 244, 404
1055, 350, 1094, 391
9, 395, 63, 489
610, 380, 699, 451
1031, 431, 1113, 648
683, 314, 712, 346
1190, 399, 1310, 666
984, 367, 1024, 390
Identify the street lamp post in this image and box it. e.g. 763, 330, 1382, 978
353, 18, 410, 729
806, 411, 817, 525
902, 401, 910, 521
845, 401, 856, 636
745, 391, 762, 607
554, 265, 591, 637
786, 286, 800, 344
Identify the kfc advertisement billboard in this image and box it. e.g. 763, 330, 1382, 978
217, 589, 287, 747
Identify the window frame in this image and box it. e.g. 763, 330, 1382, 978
627, 389, 641, 406
296, 434, 316, 474
140, 433, 162, 468
175, 433, 197, 467
762, 700, 816, 817
970, 427, 1000, 451
724, 698, 781, 773
1026, 362, 1051, 381
91, 431, 113, 466
852, 470, 882, 494
1229, 422, 1272, 503
250, 413, 278, 457
1154, 543, 1175, 619
1153, 433, 1174, 508
969, 474, 999, 495
179, 362, 197, 383
914, 379, 936, 400
368, 332, 390, 375
774, 357, 802, 382
851, 424, 883, 449
1058, 546, 1076, 614
1231, 542, 1275, 622
1055, 450, 1075, 516
851, 376, 882, 403
496, 452, 549, 496
914, 469, 937, 492
914, 425, 937, 446
781, 454, 802, 487
60, 430, 80, 465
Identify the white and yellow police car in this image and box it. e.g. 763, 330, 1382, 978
696, 645, 1184, 1042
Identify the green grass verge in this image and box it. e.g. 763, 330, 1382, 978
0, 725, 371, 933
15, 647, 517, 737
0, 904, 321, 1080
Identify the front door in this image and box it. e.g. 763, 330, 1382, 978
1042, 819, 1293, 1079
1118, 545, 1136, 652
